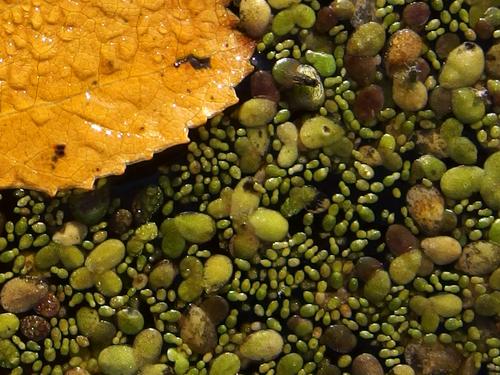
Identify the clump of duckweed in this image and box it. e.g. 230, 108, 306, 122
0, 1, 499, 374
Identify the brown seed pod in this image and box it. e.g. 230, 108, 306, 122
20, 315, 51, 341
34, 292, 61, 318
385, 28, 423, 76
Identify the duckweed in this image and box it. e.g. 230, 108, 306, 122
439, 42, 485, 88
95, 271, 123, 297
389, 249, 422, 285
288, 65, 325, 111
299, 116, 344, 149
239, 329, 284, 361
209, 353, 240, 375
238, 98, 277, 128
411, 154, 447, 181
0, 313, 19, 339
97, 345, 139, 375
421, 236, 462, 265
305, 50, 336, 77
429, 294, 463, 317
346, 22, 386, 57
174, 212, 216, 244
69, 267, 95, 290
392, 70, 429, 112
0, 1, 499, 374
364, 270, 391, 304
69, 183, 110, 226
456, 240, 500, 275
406, 185, 445, 234
351, 353, 384, 375
490, 268, 500, 290
180, 305, 217, 354
248, 207, 289, 242
239, 0, 272, 38
0, 339, 20, 369
385, 29, 423, 73
85, 239, 126, 274
148, 260, 176, 290
440, 166, 484, 200
117, 308, 144, 336
0, 277, 48, 313
58, 246, 85, 270
451, 87, 486, 124
446, 136, 478, 165
52, 222, 87, 247
203, 254, 233, 292
276, 353, 303, 375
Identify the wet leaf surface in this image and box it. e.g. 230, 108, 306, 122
0, 0, 254, 194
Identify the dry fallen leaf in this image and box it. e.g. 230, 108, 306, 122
0, 0, 254, 195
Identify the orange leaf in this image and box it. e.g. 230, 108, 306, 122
0, 0, 254, 195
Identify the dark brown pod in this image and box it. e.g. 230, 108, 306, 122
21, 315, 51, 341
250, 70, 280, 103
402, 2, 430, 30
355, 256, 383, 282
320, 324, 357, 353
353, 84, 384, 122
429, 86, 452, 118
435, 33, 461, 60
34, 292, 60, 318
385, 224, 419, 255
344, 54, 380, 86
315, 6, 338, 34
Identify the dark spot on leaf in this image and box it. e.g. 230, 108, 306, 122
54, 144, 66, 158
174, 54, 211, 69
51, 144, 66, 163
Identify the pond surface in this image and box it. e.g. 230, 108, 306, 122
0, 1, 499, 374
